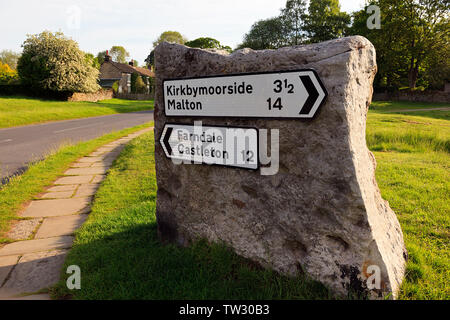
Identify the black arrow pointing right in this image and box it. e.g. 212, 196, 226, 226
299, 75, 319, 115
162, 127, 173, 156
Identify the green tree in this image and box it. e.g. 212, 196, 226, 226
349, 0, 449, 89
185, 37, 232, 52
144, 50, 154, 68
0, 50, 21, 70
110, 46, 130, 64
17, 31, 100, 93
303, 0, 350, 43
96, 50, 107, 65
237, 17, 289, 50
85, 53, 101, 69
399, 0, 449, 88
280, 0, 308, 45
146, 31, 187, 68
423, 41, 450, 90
152, 31, 187, 48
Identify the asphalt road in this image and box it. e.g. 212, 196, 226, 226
0, 110, 153, 182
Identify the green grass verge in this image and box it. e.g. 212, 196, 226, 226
52, 131, 332, 300
367, 108, 449, 300
53, 102, 449, 300
371, 101, 449, 120
0, 96, 154, 128
0, 122, 153, 243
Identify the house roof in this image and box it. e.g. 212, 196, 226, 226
103, 61, 154, 78
133, 66, 154, 77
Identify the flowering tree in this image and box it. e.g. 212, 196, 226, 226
0, 62, 19, 84
17, 31, 100, 93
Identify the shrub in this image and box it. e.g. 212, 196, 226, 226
112, 81, 119, 94
0, 62, 19, 85
130, 73, 139, 93
17, 31, 100, 93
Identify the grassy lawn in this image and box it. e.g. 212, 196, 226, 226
367, 103, 449, 300
51, 101, 449, 300
0, 96, 154, 128
0, 122, 153, 244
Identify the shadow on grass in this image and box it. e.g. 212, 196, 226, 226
51, 202, 332, 300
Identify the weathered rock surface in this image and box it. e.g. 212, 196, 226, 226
154, 36, 407, 299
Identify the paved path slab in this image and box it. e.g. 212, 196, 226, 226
41, 191, 74, 199
78, 157, 103, 163
54, 175, 94, 185
0, 250, 68, 297
47, 185, 78, 192
64, 167, 108, 176
35, 215, 88, 239
0, 236, 74, 257
0, 256, 19, 286
70, 162, 92, 168
73, 184, 100, 198
21, 198, 91, 218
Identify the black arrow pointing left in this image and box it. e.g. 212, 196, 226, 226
162, 127, 173, 156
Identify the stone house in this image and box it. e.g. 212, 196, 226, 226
99, 52, 154, 94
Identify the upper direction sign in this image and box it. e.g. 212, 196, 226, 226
163, 69, 327, 118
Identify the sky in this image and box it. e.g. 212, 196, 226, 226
0, 0, 366, 66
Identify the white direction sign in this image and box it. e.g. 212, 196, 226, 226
160, 123, 258, 170
163, 69, 327, 118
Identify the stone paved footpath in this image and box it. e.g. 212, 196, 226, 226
0, 127, 152, 300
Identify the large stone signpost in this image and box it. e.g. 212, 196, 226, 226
153, 36, 407, 299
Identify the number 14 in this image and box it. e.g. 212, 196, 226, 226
267, 97, 283, 110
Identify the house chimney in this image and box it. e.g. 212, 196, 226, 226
104, 50, 111, 62
129, 60, 134, 66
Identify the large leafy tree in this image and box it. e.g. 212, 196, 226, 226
145, 31, 187, 68
349, 0, 449, 89
96, 46, 131, 65
303, 0, 350, 43
185, 37, 232, 52
238, 0, 349, 49
17, 31, 100, 93
96, 50, 107, 65
280, 0, 308, 45
152, 31, 187, 48
109, 46, 130, 64
237, 17, 289, 50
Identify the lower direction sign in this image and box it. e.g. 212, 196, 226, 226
160, 123, 259, 170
